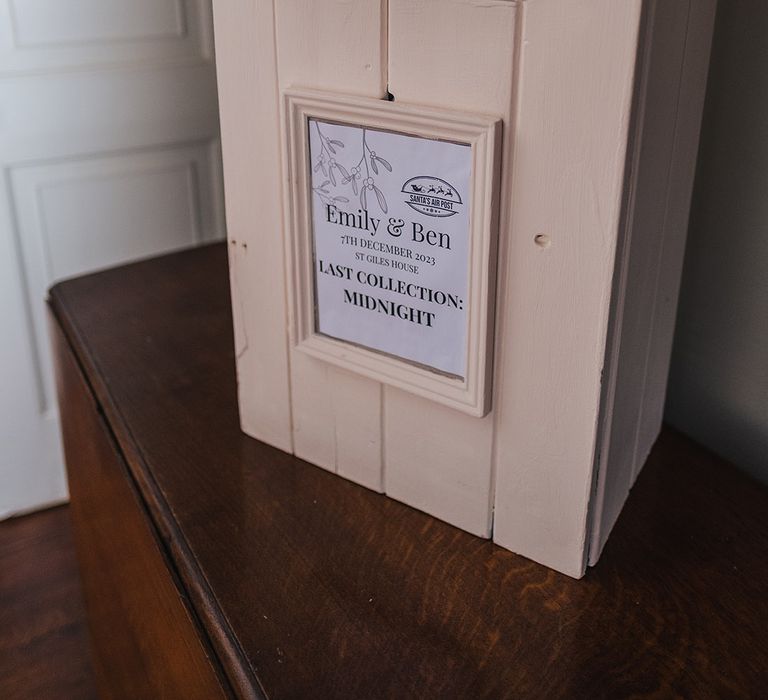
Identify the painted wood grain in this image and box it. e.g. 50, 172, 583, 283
589, 0, 717, 563
634, 0, 717, 477
274, 0, 387, 488
491, 0, 644, 577
212, 0, 293, 452
385, 0, 519, 537
591, 1, 691, 558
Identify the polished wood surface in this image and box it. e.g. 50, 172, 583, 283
49, 243, 768, 699
0, 507, 97, 700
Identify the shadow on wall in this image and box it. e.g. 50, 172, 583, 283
666, 0, 768, 483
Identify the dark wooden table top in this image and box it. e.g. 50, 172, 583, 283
49, 242, 768, 699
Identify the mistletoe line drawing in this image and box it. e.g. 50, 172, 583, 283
312, 178, 349, 208
312, 121, 349, 187
312, 122, 391, 213
345, 128, 391, 213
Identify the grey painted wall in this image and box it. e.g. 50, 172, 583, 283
666, 0, 768, 483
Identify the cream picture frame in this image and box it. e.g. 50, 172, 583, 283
282, 88, 502, 416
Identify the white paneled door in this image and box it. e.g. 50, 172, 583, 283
0, 0, 224, 518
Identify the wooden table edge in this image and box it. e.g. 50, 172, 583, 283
48, 287, 266, 700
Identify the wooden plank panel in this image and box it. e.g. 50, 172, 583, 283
275, 0, 386, 488
634, 0, 717, 476
385, 0, 519, 537
589, 0, 717, 563
591, 1, 691, 551
492, 0, 643, 577
332, 367, 383, 491
212, 0, 293, 452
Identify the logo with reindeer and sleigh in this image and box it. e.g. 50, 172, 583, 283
401, 176, 463, 218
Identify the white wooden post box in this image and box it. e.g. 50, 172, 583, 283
212, 0, 716, 578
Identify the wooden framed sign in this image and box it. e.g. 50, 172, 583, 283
283, 88, 501, 416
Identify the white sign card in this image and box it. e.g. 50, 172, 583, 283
308, 118, 472, 378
